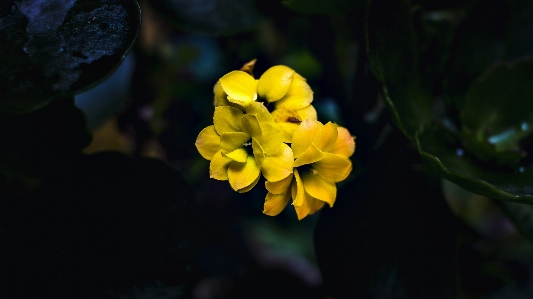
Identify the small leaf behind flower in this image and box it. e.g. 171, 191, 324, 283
460, 60, 533, 166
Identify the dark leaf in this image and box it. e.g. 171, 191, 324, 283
442, 0, 509, 106
281, 0, 363, 15
145, 0, 260, 35
0, 0, 141, 113
365, 0, 432, 139
315, 127, 458, 298
503, 0, 533, 62
494, 199, 533, 241
1, 152, 198, 298
416, 123, 533, 204
461, 60, 533, 165
0, 97, 92, 182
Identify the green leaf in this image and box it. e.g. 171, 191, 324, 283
281, 0, 362, 15
416, 123, 533, 204
460, 60, 533, 165
365, 0, 432, 139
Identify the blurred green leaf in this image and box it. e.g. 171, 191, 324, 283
365, 0, 432, 139
0, 0, 141, 114
504, 0, 533, 61
461, 60, 533, 165
146, 0, 260, 35
494, 199, 533, 241
416, 123, 533, 204
281, 0, 362, 15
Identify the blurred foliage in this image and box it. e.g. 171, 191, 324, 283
1, 0, 533, 298
366, 0, 533, 203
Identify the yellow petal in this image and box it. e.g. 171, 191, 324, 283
214, 81, 245, 110
330, 126, 356, 158
313, 153, 352, 182
237, 173, 260, 193
301, 171, 337, 207
220, 132, 250, 152
293, 194, 326, 220
213, 106, 244, 135
261, 143, 294, 182
209, 150, 232, 180
271, 106, 316, 143
276, 122, 299, 143
271, 107, 301, 123
227, 155, 260, 191
219, 71, 258, 106
314, 122, 338, 152
251, 138, 265, 167
224, 148, 248, 163
195, 125, 221, 160
291, 119, 323, 158
244, 102, 283, 154
271, 108, 301, 142
296, 104, 317, 121
241, 114, 262, 137
291, 169, 305, 206
252, 123, 283, 155
214, 80, 230, 106
245, 101, 275, 125
257, 65, 294, 103
263, 189, 291, 216
274, 74, 313, 110
293, 143, 325, 167
265, 172, 293, 194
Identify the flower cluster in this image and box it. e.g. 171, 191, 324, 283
196, 63, 355, 220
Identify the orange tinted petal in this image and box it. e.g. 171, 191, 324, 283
330, 126, 356, 158
265, 173, 293, 194
314, 122, 338, 152
301, 171, 337, 207
263, 188, 291, 216
293, 143, 325, 167
313, 153, 352, 182
291, 169, 305, 207
293, 192, 326, 220
291, 119, 323, 158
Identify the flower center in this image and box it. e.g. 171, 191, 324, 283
243, 140, 254, 156
297, 163, 317, 175
257, 96, 275, 113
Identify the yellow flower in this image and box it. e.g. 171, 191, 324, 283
195, 103, 294, 192
263, 119, 356, 220
214, 65, 317, 142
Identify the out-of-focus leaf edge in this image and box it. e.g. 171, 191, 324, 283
492, 199, 533, 241
364, 0, 427, 140
74, 0, 142, 95
415, 126, 533, 205
381, 85, 412, 139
